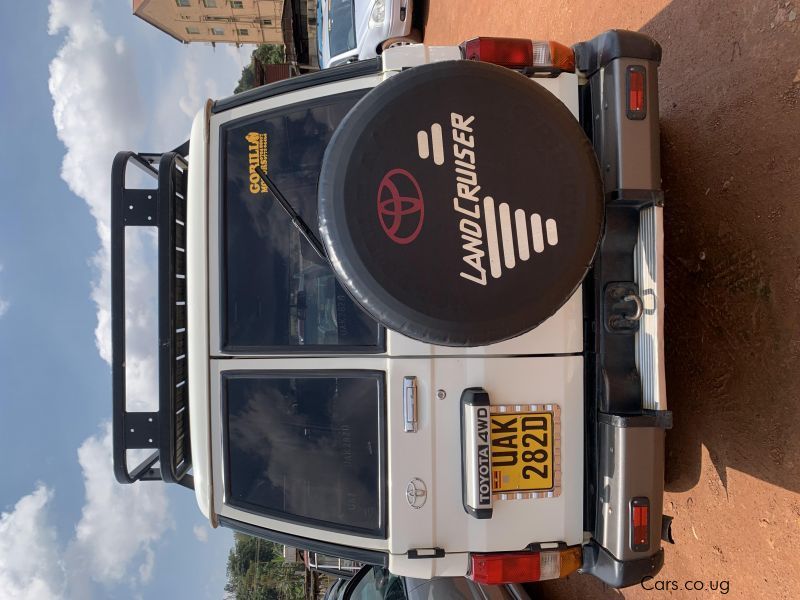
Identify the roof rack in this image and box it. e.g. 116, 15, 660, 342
111, 150, 193, 489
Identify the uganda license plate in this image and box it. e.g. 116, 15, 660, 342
490, 405, 560, 497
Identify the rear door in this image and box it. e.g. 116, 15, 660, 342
376, 69, 587, 567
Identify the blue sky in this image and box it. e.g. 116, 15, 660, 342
0, 1, 254, 597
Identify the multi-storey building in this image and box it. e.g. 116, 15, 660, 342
132, 0, 285, 45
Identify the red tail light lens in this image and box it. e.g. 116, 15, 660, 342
471, 552, 540, 585
626, 65, 647, 119
461, 37, 575, 73
462, 37, 534, 69
470, 547, 582, 584
631, 497, 650, 551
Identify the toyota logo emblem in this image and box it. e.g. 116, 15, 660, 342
377, 168, 424, 245
406, 478, 427, 509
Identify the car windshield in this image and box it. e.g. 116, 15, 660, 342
327, 0, 356, 56
346, 567, 406, 600
224, 372, 386, 536
220, 91, 380, 352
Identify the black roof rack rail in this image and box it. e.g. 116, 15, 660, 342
111, 151, 193, 490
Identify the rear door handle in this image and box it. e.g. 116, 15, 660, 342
403, 376, 417, 432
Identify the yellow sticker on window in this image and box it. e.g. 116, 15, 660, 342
246, 131, 269, 194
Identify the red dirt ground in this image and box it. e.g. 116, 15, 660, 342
421, 1, 800, 598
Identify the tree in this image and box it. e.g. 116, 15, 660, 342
225, 533, 305, 600
254, 44, 286, 66
234, 44, 286, 93
234, 65, 256, 94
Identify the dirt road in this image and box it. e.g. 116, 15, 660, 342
421, 1, 800, 598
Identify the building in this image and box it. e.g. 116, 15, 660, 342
132, 0, 285, 46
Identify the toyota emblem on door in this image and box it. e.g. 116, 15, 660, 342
406, 478, 427, 509
377, 168, 424, 245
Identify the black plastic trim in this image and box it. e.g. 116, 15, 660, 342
598, 411, 673, 430
661, 515, 675, 544
581, 542, 664, 588
592, 206, 642, 415
219, 515, 389, 567
221, 369, 388, 539
606, 189, 665, 209
582, 268, 598, 535
573, 30, 662, 76
407, 548, 445, 559
211, 58, 382, 114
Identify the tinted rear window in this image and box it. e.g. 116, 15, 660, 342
220, 91, 381, 352
224, 372, 386, 537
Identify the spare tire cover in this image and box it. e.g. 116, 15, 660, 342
318, 60, 603, 347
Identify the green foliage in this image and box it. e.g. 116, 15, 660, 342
234, 44, 286, 93
225, 533, 305, 600
254, 44, 286, 65
234, 64, 256, 94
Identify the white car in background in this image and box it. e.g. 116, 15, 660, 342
318, 0, 418, 68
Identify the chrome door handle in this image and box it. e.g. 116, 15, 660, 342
403, 376, 417, 433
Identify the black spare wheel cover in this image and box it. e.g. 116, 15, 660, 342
319, 60, 603, 347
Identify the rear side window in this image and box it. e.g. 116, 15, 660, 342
220, 91, 382, 352
223, 372, 386, 537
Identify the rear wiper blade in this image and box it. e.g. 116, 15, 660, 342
254, 166, 327, 261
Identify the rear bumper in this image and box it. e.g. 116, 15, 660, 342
582, 543, 665, 589
576, 30, 670, 588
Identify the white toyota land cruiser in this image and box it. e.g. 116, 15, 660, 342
111, 30, 670, 589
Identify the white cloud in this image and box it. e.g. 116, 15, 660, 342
48, 0, 159, 411
68, 425, 171, 586
0, 264, 8, 318
44, 0, 244, 594
155, 43, 251, 149
177, 53, 219, 120
0, 486, 65, 599
0, 427, 172, 598
46, 0, 170, 592
193, 524, 209, 543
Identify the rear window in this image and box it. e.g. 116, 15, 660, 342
220, 91, 382, 353
223, 372, 386, 537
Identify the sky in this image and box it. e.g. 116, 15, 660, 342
0, 1, 254, 597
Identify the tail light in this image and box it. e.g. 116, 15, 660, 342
469, 546, 582, 585
631, 497, 650, 551
460, 37, 575, 73
626, 65, 647, 119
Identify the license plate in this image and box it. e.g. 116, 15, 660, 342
490, 406, 559, 496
